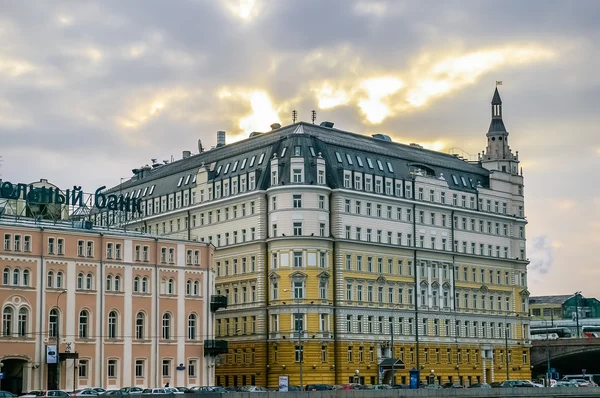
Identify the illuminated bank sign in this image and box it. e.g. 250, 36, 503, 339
0, 181, 142, 214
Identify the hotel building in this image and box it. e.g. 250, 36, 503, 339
95, 88, 531, 387
0, 218, 216, 394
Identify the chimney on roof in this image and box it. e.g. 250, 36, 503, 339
270, 123, 281, 131
216, 131, 226, 148
182, 150, 191, 159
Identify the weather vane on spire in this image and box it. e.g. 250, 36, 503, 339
496, 81, 503, 86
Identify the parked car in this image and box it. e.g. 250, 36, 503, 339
489, 382, 503, 388
304, 384, 331, 392
335, 384, 362, 390
553, 381, 578, 388
189, 387, 227, 394
420, 384, 442, 389
518, 380, 543, 388
69, 390, 98, 397
163, 389, 183, 395
441, 382, 463, 389
468, 383, 491, 388
119, 389, 142, 395
498, 380, 533, 388
103, 391, 129, 396
0, 391, 17, 397
21, 392, 70, 398
222, 388, 238, 393
173, 388, 190, 394
88, 390, 105, 396
364, 385, 392, 390
141, 389, 167, 395
236, 386, 267, 393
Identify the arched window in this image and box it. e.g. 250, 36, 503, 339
188, 314, 197, 340
77, 273, 84, 289
12, 269, 19, 285
18, 308, 28, 337
3, 307, 13, 336
133, 276, 140, 293
114, 275, 121, 292
135, 312, 144, 339
142, 277, 148, 293
79, 310, 89, 338
193, 281, 199, 296
56, 271, 63, 288
23, 269, 30, 286
186, 280, 192, 295
86, 273, 93, 290
49, 309, 58, 338
167, 279, 174, 294
108, 311, 117, 338
47, 271, 54, 288
106, 275, 112, 291
2, 268, 9, 285
162, 313, 171, 340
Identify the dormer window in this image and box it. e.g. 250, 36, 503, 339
377, 160, 384, 171
149, 185, 155, 195
292, 168, 303, 183
177, 177, 183, 187
216, 165, 222, 175
142, 187, 148, 196
281, 147, 287, 157
386, 162, 394, 173
335, 152, 343, 163
223, 163, 230, 174
249, 155, 256, 167
271, 170, 278, 185
460, 177, 468, 187
232, 161, 238, 172
258, 153, 265, 164
240, 158, 247, 169
309, 147, 316, 157
345, 154, 353, 165
294, 146, 301, 156
451, 175, 459, 185
356, 156, 363, 167
366, 158, 374, 169
184, 175, 191, 185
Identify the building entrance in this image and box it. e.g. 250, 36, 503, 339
1, 358, 27, 395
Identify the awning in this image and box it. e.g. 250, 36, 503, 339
379, 358, 405, 370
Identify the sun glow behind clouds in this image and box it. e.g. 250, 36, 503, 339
358, 77, 404, 124
224, 0, 259, 21
239, 91, 280, 133
315, 82, 350, 109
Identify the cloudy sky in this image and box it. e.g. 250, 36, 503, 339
1, 0, 599, 297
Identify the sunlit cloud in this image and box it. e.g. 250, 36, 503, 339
239, 91, 280, 133
405, 45, 556, 107
358, 77, 404, 124
224, 0, 260, 21
55, 14, 74, 27
315, 82, 350, 109
0, 55, 35, 77
596, 147, 600, 155
117, 88, 194, 129
353, 1, 388, 17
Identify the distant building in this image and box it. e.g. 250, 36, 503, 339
530, 293, 600, 321
0, 217, 217, 394
97, 88, 530, 387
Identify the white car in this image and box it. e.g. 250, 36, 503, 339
164, 389, 183, 395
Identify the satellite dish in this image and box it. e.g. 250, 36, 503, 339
198, 139, 204, 153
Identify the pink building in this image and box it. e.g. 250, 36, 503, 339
0, 219, 219, 394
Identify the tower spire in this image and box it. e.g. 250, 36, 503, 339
489, 87, 506, 133
482, 87, 517, 173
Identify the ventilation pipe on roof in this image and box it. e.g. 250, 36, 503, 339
182, 151, 191, 159
216, 131, 226, 148
409, 143, 423, 149
270, 123, 281, 130
319, 121, 334, 128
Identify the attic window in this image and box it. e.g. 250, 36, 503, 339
142, 187, 148, 196
184, 175, 191, 185
192, 175, 197, 184
460, 176, 468, 187
125, 192, 130, 199
232, 161, 239, 172
386, 162, 394, 173
224, 163, 230, 174
345, 154, 353, 165
136, 189, 142, 198
469, 178, 475, 188
356, 156, 363, 167
377, 160, 384, 171
366, 158, 374, 169
149, 185, 155, 195
241, 158, 247, 169
294, 146, 301, 156
258, 153, 265, 165
451, 175, 459, 185
177, 177, 183, 187
281, 147, 287, 157
216, 165, 222, 175
309, 147, 316, 157
249, 155, 256, 167
335, 152, 343, 163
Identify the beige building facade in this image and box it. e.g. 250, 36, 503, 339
0, 219, 216, 394
96, 88, 531, 388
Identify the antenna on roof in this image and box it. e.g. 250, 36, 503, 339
311, 110, 316, 124
292, 110, 297, 123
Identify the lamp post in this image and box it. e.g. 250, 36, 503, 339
574, 291, 581, 338
504, 314, 510, 381
55, 289, 67, 390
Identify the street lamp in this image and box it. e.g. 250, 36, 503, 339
55, 289, 67, 389
574, 291, 581, 338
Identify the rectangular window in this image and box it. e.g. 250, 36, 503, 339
293, 222, 302, 236
108, 359, 117, 378
162, 359, 171, 377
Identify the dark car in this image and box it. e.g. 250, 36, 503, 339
103, 391, 129, 396
0, 392, 17, 398
469, 383, 491, 388
119, 389, 143, 395
304, 384, 331, 392
489, 382, 503, 388
174, 389, 190, 394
